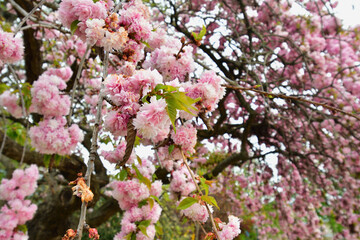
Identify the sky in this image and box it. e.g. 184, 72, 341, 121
336, 0, 360, 27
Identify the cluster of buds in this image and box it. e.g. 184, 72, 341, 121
62, 229, 76, 240
104, 13, 121, 32
62, 227, 99, 240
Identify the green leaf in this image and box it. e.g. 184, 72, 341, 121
0, 83, 10, 94
17, 224, 28, 233
137, 155, 143, 165
133, 165, 152, 190
138, 219, 151, 227
166, 92, 200, 113
199, 177, 209, 196
138, 199, 148, 208
177, 197, 198, 210
119, 168, 128, 181
201, 195, 219, 209
54, 154, 62, 166
140, 40, 152, 49
168, 145, 175, 155
148, 197, 154, 209
138, 225, 149, 237
141, 94, 149, 103
164, 91, 201, 132
100, 135, 112, 144
154, 84, 178, 93
198, 25, 207, 40
70, 20, 80, 35
165, 98, 178, 132
134, 136, 141, 147
150, 195, 162, 206
155, 222, 163, 235
21, 82, 32, 110
43, 154, 52, 168
192, 25, 207, 41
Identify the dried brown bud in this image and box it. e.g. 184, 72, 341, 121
69, 175, 94, 203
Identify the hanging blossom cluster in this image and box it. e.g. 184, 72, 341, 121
143, 36, 195, 82
184, 71, 226, 113
217, 216, 241, 240
28, 68, 84, 155
58, 0, 110, 40
0, 90, 23, 119
109, 158, 163, 240
0, 29, 23, 66
103, 70, 164, 140
29, 117, 84, 155
0, 165, 39, 240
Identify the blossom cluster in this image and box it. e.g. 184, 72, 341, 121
0, 90, 23, 119
0, 30, 23, 66
58, 0, 108, 40
180, 200, 210, 223
109, 158, 162, 240
30, 72, 71, 117
59, 0, 151, 55
171, 121, 197, 154
143, 36, 195, 82
29, 68, 84, 155
184, 71, 225, 112
29, 117, 83, 155
0, 165, 39, 240
217, 216, 241, 240
103, 70, 165, 140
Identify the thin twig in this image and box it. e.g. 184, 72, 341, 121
8, 65, 29, 165
151, 140, 163, 168
180, 150, 220, 239
8, 0, 37, 22
76, 51, 109, 239
68, 45, 91, 126
224, 84, 360, 121
0, 111, 7, 157
14, 0, 47, 35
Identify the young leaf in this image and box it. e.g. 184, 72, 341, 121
140, 40, 152, 49
168, 144, 175, 155
43, 154, 52, 168
137, 155, 143, 166
155, 223, 163, 236
192, 25, 207, 41
165, 98, 178, 132
17, 224, 28, 233
138, 199, 148, 208
133, 165, 152, 190
198, 25, 207, 40
138, 219, 151, 227
119, 168, 128, 181
164, 91, 201, 131
70, 20, 80, 35
201, 195, 219, 209
200, 177, 209, 196
150, 195, 162, 206
177, 197, 198, 210
148, 197, 154, 209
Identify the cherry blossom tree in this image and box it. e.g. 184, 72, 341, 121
0, 0, 360, 239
